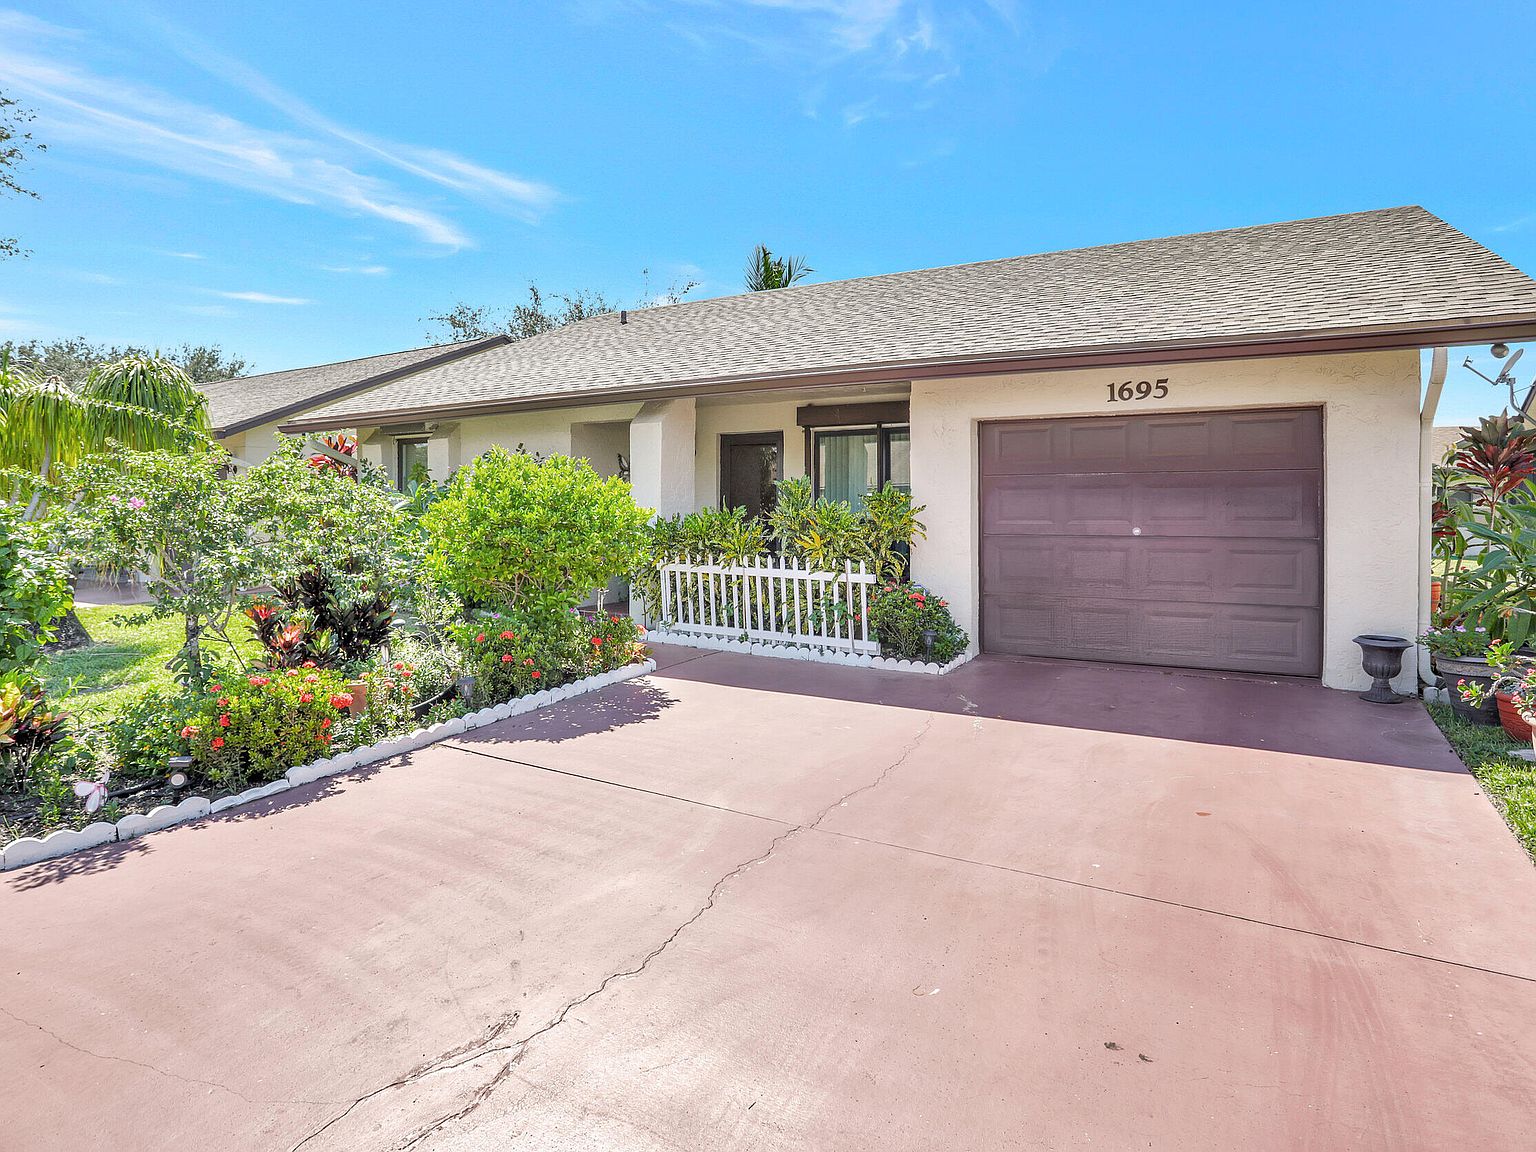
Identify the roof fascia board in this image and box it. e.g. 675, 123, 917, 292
214, 335, 511, 438
278, 317, 1536, 432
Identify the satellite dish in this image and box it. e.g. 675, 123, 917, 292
1499, 347, 1525, 380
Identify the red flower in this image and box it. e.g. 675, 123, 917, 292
393, 661, 406, 671
320, 717, 332, 731
179, 724, 198, 739
501, 653, 514, 663
330, 693, 353, 709
523, 657, 534, 666
299, 692, 313, 704
475, 632, 486, 644
498, 630, 515, 641
401, 669, 412, 679
610, 615, 621, 624
249, 676, 270, 687
531, 670, 541, 679
217, 697, 229, 707
591, 637, 603, 646
302, 660, 317, 669
304, 673, 319, 683
286, 668, 300, 677
211, 683, 223, 692
211, 736, 225, 750
319, 732, 332, 745
218, 713, 231, 728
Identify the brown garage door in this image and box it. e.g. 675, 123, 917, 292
980, 408, 1323, 676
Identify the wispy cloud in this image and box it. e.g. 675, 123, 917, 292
650, 1, 1024, 123
164, 250, 205, 260
215, 291, 312, 305
0, 11, 556, 249
1491, 215, 1536, 234
320, 264, 390, 276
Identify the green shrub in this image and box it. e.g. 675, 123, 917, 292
104, 685, 202, 779
0, 504, 72, 673
422, 448, 652, 613
190, 667, 354, 788
453, 609, 580, 704
0, 671, 68, 793
581, 612, 648, 673
867, 582, 968, 663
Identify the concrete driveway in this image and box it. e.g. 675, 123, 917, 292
4, 645, 1535, 1151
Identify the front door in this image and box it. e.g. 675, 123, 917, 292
721, 433, 783, 520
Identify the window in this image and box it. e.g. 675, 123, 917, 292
396, 437, 430, 491
720, 433, 783, 520
814, 426, 910, 511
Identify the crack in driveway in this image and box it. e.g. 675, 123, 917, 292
0, 1005, 334, 1108
291, 716, 933, 1151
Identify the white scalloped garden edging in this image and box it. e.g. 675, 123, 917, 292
0, 659, 658, 873
644, 628, 974, 676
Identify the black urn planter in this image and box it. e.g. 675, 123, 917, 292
1433, 654, 1501, 726
1353, 634, 1412, 704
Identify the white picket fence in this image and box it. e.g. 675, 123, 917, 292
658, 554, 879, 653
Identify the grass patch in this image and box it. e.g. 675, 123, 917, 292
37, 605, 256, 721
1426, 701, 1536, 861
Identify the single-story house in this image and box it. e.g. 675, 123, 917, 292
200, 336, 509, 465
275, 206, 1536, 692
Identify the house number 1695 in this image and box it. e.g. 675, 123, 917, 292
1106, 378, 1170, 403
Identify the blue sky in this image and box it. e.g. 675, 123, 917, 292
0, 0, 1532, 423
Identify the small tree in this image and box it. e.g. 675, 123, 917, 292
59, 448, 260, 681
422, 448, 652, 614
0, 504, 71, 674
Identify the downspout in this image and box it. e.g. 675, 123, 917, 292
1418, 347, 1448, 690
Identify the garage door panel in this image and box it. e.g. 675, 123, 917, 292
984, 471, 1320, 538
983, 537, 1319, 607
983, 597, 1322, 675
980, 408, 1322, 675
981, 409, 1322, 475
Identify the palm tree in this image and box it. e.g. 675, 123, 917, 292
0, 352, 211, 648
0, 351, 210, 516
744, 245, 812, 291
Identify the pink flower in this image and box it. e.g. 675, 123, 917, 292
501, 653, 514, 663
179, 724, 198, 739
249, 676, 270, 687
127, 496, 145, 510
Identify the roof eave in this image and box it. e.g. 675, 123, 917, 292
277, 314, 1536, 432
210, 335, 511, 438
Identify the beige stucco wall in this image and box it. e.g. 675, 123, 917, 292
909, 349, 1423, 692
217, 421, 283, 468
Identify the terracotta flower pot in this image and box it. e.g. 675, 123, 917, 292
1430, 580, 1442, 618
1495, 692, 1534, 743
346, 680, 368, 718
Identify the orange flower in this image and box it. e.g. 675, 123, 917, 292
330, 693, 353, 709
211, 736, 225, 750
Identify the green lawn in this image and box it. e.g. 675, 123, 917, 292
1426, 701, 1536, 861
37, 605, 257, 720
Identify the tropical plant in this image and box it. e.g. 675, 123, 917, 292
453, 609, 581, 704
1443, 494, 1536, 649
422, 448, 652, 614
1450, 414, 1536, 506
744, 245, 812, 291
867, 582, 969, 663
191, 667, 354, 788
1, 338, 247, 386
0, 671, 67, 792
0, 352, 210, 514
246, 565, 395, 672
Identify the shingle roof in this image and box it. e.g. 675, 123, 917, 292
202, 336, 509, 435
285, 207, 1536, 428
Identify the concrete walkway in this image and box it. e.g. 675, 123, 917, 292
2, 646, 1534, 1150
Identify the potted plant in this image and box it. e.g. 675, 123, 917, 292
1419, 622, 1498, 725
1457, 640, 1536, 742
